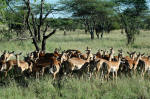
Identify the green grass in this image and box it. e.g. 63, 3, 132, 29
0, 30, 150, 99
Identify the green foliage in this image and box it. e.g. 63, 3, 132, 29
114, 0, 148, 45
47, 18, 82, 31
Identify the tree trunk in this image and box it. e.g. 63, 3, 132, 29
41, 29, 56, 51
101, 31, 104, 38
32, 37, 40, 51
90, 31, 94, 40
64, 30, 66, 35
96, 31, 99, 39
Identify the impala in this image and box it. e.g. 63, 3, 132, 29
0, 51, 14, 61
0, 59, 17, 77
15, 53, 32, 73
104, 56, 122, 80
61, 49, 93, 77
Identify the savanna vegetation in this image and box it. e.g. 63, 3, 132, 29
0, 0, 150, 99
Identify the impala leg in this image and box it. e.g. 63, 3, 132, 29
53, 67, 59, 80
106, 69, 110, 81
36, 72, 39, 79
95, 68, 99, 79
141, 68, 146, 78
112, 72, 114, 81
115, 71, 118, 81
4, 71, 7, 77
53, 73, 56, 80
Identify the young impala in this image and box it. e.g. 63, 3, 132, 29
104, 56, 122, 80
15, 53, 32, 73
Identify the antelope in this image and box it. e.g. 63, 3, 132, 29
49, 57, 61, 80
126, 53, 143, 74
95, 49, 103, 58
94, 57, 107, 78
102, 48, 114, 61
125, 51, 137, 60
0, 51, 14, 61
140, 55, 150, 77
114, 49, 123, 61
0, 59, 17, 77
32, 55, 61, 79
15, 53, 32, 74
104, 56, 122, 80
61, 49, 93, 77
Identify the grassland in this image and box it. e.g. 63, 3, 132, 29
0, 30, 150, 99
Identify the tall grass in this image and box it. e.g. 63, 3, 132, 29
0, 30, 150, 99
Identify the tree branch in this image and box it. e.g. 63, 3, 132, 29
44, 29, 56, 39
23, 0, 40, 51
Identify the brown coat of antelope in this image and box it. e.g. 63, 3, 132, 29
32, 54, 61, 79
15, 53, 33, 73
140, 56, 150, 77
61, 50, 93, 77
126, 53, 143, 73
0, 59, 17, 77
104, 56, 122, 80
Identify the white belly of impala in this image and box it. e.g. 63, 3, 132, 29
73, 64, 83, 70
110, 66, 117, 72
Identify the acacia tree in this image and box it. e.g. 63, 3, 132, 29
114, 0, 148, 45
60, 0, 114, 39
23, 0, 57, 51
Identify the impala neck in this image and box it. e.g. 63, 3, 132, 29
86, 51, 92, 62
16, 55, 20, 67
109, 52, 114, 61
136, 56, 141, 63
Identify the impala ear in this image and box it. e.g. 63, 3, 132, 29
3, 50, 6, 54
133, 51, 136, 54
141, 53, 145, 56
10, 51, 14, 54
19, 52, 22, 55
127, 51, 130, 54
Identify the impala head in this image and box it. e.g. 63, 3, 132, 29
31, 50, 40, 59
85, 46, 91, 52
110, 47, 114, 54
102, 49, 106, 56
137, 52, 144, 60
127, 51, 137, 59
39, 50, 45, 57
60, 52, 68, 63
1, 50, 14, 61
118, 49, 123, 58
98, 49, 103, 55
14, 52, 22, 58
54, 47, 61, 53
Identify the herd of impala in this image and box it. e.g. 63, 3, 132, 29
0, 47, 150, 80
